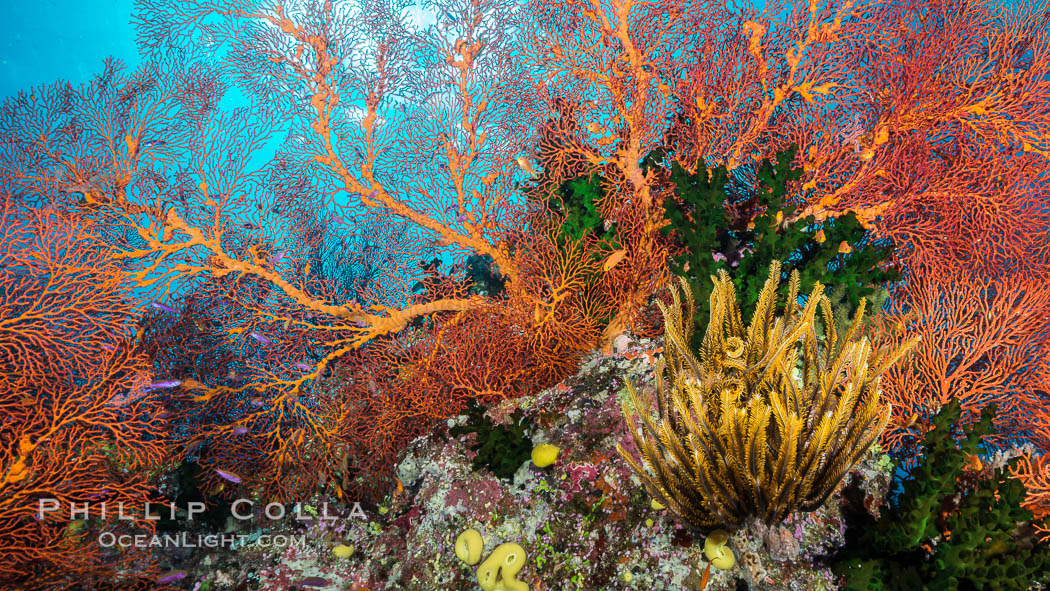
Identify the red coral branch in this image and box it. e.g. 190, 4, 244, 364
870, 257, 1050, 465
0, 199, 171, 589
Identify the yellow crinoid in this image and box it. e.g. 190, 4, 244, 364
618, 261, 919, 529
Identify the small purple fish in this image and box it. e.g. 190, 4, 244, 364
156, 570, 187, 583
249, 331, 271, 344
147, 380, 182, 390
102, 344, 115, 351
268, 250, 285, 265
295, 577, 330, 588
250, 398, 265, 406
294, 363, 313, 371
214, 469, 242, 483
151, 302, 177, 313
232, 426, 248, 435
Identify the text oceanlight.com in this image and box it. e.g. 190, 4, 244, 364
98, 532, 307, 549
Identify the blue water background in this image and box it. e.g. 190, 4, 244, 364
1, 1, 440, 100
1, 1, 139, 100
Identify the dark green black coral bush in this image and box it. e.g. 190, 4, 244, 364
833, 400, 1050, 590
529, 143, 899, 347
449, 400, 533, 480
656, 145, 898, 347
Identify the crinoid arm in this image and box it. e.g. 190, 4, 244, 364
618, 262, 919, 529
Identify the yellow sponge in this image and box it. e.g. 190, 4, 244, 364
531, 443, 559, 467
476, 542, 528, 591
332, 544, 354, 558
703, 529, 736, 570
454, 529, 484, 566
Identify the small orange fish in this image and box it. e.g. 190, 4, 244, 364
814, 229, 826, 243
838, 240, 852, 254
964, 454, 983, 472
603, 249, 627, 271
516, 156, 538, 177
